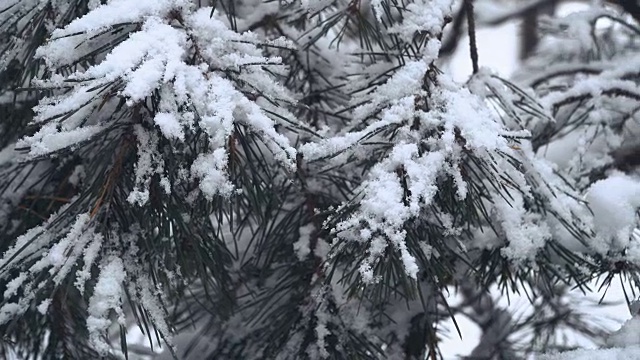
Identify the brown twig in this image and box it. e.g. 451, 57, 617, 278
25, 195, 71, 203
17, 205, 48, 221
90, 138, 132, 219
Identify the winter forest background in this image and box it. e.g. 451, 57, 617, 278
3, 0, 640, 359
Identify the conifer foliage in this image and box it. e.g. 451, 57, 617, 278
2, 0, 640, 359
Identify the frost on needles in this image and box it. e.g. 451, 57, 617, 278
3, 0, 640, 359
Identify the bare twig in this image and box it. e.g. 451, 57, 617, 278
440, 3, 467, 56
464, 0, 479, 74
618, 0, 640, 24
480, 0, 556, 25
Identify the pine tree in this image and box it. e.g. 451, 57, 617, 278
1, 0, 640, 359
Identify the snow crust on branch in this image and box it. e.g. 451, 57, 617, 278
587, 173, 640, 260
0, 212, 101, 325
387, 0, 453, 39
313, 43, 575, 281
540, 345, 640, 360
87, 256, 126, 355
329, 70, 538, 282
28, 4, 297, 201
543, 314, 640, 359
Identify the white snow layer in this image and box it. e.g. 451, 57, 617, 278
542, 315, 640, 359
587, 173, 640, 257
87, 256, 126, 354
30, 5, 297, 200
540, 346, 640, 360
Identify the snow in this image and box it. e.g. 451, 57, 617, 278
314, 307, 330, 358
29, 4, 298, 201
495, 193, 552, 261
75, 233, 104, 294
154, 112, 185, 141
128, 125, 165, 206
352, 59, 430, 122
51, 0, 187, 37
0, 225, 48, 275
293, 224, 314, 261
540, 346, 640, 360
587, 173, 640, 255
18, 123, 104, 157
3, 273, 28, 299
325, 55, 553, 281
81, 17, 187, 94
300, 96, 417, 161
607, 316, 640, 348
46, 213, 91, 267
191, 149, 235, 199
121, 230, 174, 352
540, 9, 608, 52
541, 78, 640, 112
68, 165, 86, 187
0, 211, 98, 317
387, 0, 453, 41
370, 0, 385, 22
300, 0, 333, 13
36, 299, 51, 315
36, 0, 188, 67
87, 256, 126, 355
347, 159, 418, 282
